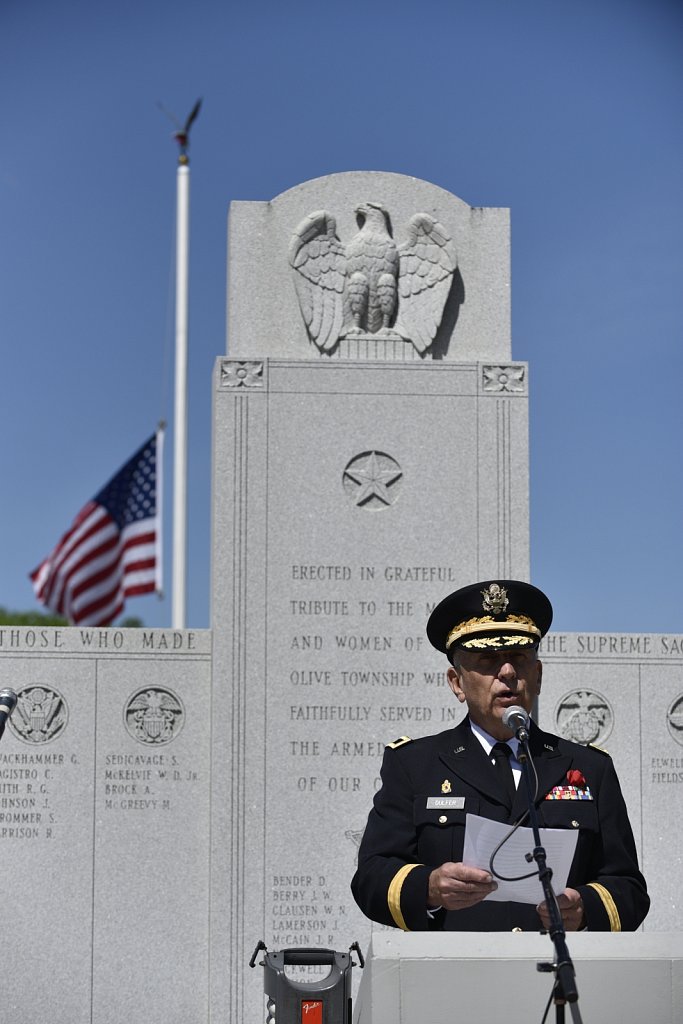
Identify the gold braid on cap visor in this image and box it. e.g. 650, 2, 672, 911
446, 614, 541, 651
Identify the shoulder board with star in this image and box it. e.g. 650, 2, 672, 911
588, 743, 611, 757
386, 736, 412, 749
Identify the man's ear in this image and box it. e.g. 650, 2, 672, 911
536, 659, 543, 695
447, 665, 467, 704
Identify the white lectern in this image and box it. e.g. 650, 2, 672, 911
354, 932, 683, 1024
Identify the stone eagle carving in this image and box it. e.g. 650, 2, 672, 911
289, 202, 456, 355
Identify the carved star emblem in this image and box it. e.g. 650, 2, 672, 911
344, 451, 402, 507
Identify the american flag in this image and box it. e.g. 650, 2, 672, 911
30, 431, 163, 626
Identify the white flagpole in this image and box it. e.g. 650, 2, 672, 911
167, 98, 200, 629
155, 422, 165, 598
172, 154, 189, 628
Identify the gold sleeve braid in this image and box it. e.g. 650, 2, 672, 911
587, 882, 621, 931
387, 863, 423, 930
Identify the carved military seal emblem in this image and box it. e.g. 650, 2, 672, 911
9, 686, 68, 744
124, 687, 185, 745
289, 203, 456, 355
344, 828, 364, 849
555, 690, 613, 746
666, 694, 683, 746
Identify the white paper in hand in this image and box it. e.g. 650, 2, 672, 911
462, 813, 579, 904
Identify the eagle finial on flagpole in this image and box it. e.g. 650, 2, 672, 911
157, 97, 202, 165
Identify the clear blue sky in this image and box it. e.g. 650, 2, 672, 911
2, 0, 682, 632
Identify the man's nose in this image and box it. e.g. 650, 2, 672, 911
498, 661, 517, 681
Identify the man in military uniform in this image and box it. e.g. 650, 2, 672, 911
351, 580, 649, 932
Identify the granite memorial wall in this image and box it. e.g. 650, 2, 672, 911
210, 172, 682, 1023
0, 627, 211, 1024
2, 172, 679, 1024
538, 631, 683, 933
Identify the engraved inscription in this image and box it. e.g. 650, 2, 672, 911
283, 560, 465, 804
0, 627, 205, 654
0, 750, 73, 840
269, 873, 339, 948
102, 751, 201, 811
651, 756, 683, 783
0, 628, 65, 650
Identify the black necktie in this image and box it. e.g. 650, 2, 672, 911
491, 741, 515, 805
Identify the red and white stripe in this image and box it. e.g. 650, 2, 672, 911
31, 502, 157, 626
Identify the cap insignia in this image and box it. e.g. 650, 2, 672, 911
481, 583, 509, 615
441, 779, 452, 793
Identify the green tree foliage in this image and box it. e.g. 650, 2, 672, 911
0, 607, 144, 627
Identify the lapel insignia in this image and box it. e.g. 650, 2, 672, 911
441, 779, 452, 793
453, 745, 465, 754
386, 736, 412, 749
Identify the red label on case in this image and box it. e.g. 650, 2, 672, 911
301, 999, 323, 1024
301, 1000, 323, 1024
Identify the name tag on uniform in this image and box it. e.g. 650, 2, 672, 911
427, 796, 465, 809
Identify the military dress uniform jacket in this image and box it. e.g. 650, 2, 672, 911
351, 717, 649, 932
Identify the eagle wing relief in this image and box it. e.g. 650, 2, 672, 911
288, 211, 346, 352
397, 213, 457, 353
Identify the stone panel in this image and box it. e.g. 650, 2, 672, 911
0, 628, 211, 1024
538, 630, 683, 931
211, 355, 529, 1022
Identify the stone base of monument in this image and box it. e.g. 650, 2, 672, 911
355, 932, 683, 1024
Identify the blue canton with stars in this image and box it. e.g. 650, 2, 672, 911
94, 436, 157, 529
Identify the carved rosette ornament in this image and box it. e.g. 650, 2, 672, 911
482, 365, 526, 393
220, 360, 264, 388
289, 203, 456, 356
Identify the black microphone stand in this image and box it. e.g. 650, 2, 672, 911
517, 729, 584, 1024
0, 690, 17, 744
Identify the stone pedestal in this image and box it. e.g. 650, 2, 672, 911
211, 171, 530, 1023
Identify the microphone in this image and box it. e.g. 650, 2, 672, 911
0, 689, 18, 741
502, 705, 529, 741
